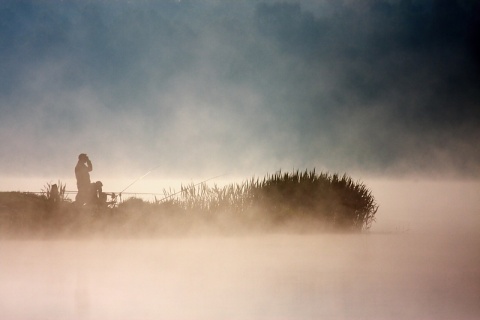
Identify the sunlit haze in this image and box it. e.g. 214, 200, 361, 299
0, 0, 479, 188
1, 1, 479, 319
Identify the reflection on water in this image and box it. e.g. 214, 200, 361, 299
0, 233, 479, 319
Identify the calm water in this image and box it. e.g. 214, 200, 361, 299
1, 233, 479, 320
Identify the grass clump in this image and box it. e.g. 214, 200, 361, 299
161, 169, 378, 231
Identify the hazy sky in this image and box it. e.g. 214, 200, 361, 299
1, 0, 479, 188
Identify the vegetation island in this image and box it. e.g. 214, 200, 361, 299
0, 169, 378, 238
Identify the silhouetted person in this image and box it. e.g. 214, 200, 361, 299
48, 183, 60, 210
90, 181, 108, 206
50, 184, 60, 203
75, 153, 92, 205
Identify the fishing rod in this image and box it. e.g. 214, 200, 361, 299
118, 166, 227, 203
156, 174, 227, 203
118, 164, 163, 200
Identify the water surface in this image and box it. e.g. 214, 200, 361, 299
1, 233, 478, 319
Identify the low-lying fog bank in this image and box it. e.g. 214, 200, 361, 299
0, 180, 479, 319
367, 179, 480, 234
0, 233, 479, 320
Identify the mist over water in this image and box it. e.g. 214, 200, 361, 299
1, 180, 479, 319
367, 179, 480, 234
1, 233, 479, 320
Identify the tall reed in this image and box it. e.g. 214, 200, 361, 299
161, 169, 378, 231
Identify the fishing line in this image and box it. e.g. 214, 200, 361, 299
156, 174, 227, 203
119, 166, 227, 203
119, 164, 163, 195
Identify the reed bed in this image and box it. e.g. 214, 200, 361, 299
151, 169, 378, 231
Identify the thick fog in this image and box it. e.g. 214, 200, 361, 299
1, 234, 479, 319
1, 179, 479, 319
0, 0, 479, 187
1, 2, 479, 318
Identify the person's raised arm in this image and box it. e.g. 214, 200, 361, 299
86, 157, 93, 172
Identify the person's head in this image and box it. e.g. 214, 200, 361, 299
94, 181, 103, 192
78, 153, 88, 163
